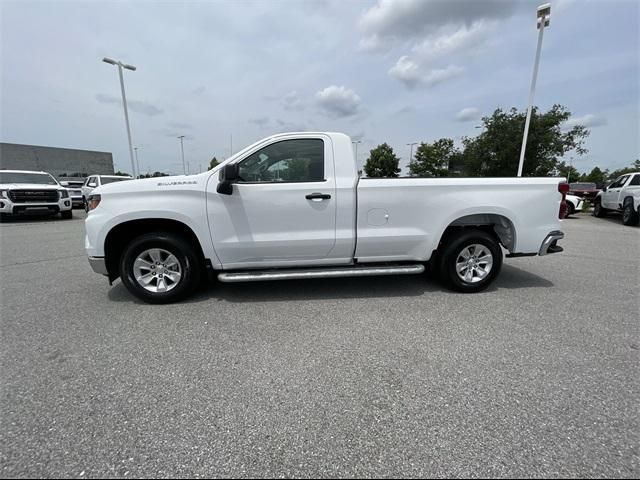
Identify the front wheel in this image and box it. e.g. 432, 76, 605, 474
119, 232, 202, 304
593, 200, 607, 218
61, 210, 73, 219
437, 229, 503, 293
566, 202, 575, 218
622, 200, 639, 226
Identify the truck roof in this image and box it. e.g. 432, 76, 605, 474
0, 169, 53, 175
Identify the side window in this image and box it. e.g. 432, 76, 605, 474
88, 177, 97, 187
616, 175, 629, 188
629, 174, 640, 186
237, 139, 324, 183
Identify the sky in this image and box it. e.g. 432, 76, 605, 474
1, 0, 638, 176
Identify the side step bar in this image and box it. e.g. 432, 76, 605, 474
218, 264, 425, 283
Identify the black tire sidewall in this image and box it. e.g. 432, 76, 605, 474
120, 233, 200, 303
567, 202, 575, 217
438, 230, 503, 293
622, 201, 639, 226
61, 210, 72, 219
594, 200, 606, 217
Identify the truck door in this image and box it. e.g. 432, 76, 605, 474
206, 136, 340, 269
604, 175, 629, 209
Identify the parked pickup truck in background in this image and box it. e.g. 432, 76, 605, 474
85, 132, 568, 303
1, 170, 73, 221
594, 172, 640, 226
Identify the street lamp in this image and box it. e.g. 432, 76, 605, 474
352, 140, 362, 163
406, 142, 418, 162
177, 135, 187, 175
133, 146, 142, 177
517, 3, 551, 177
102, 57, 138, 178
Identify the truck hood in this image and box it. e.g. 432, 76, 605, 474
0, 183, 62, 190
93, 173, 212, 195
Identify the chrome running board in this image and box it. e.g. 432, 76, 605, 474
218, 264, 425, 283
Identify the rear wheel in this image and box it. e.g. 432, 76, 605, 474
622, 200, 639, 226
593, 199, 607, 218
119, 232, 202, 303
437, 229, 503, 293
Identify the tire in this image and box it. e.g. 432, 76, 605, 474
593, 199, 607, 218
622, 200, 639, 226
83, 198, 89, 213
120, 232, 202, 304
566, 201, 575, 218
437, 229, 503, 293
61, 210, 73, 219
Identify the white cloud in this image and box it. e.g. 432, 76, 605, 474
316, 85, 361, 117
359, 0, 513, 48
563, 114, 607, 129
411, 20, 496, 63
389, 58, 464, 89
455, 107, 481, 122
361, 1, 517, 89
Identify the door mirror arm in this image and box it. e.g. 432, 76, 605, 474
217, 163, 240, 195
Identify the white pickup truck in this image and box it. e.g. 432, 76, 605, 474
85, 132, 568, 303
593, 172, 640, 226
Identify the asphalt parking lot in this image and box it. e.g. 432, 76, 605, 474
1, 210, 638, 478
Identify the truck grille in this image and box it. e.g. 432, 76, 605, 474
8, 190, 59, 203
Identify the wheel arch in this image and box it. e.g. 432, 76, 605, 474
435, 212, 517, 254
104, 218, 206, 280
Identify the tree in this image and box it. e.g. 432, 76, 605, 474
579, 166, 608, 185
209, 157, 219, 170
364, 143, 401, 178
607, 159, 640, 180
461, 105, 589, 177
556, 161, 581, 183
409, 138, 461, 177
114, 170, 131, 176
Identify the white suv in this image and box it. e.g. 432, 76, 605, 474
82, 175, 132, 210
594, 172, 640, 226
0, 170, 73, 220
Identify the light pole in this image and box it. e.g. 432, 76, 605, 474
352, 140, 362, 169
102, 57, 137, 178
406, 142, 418, 162
517, 3, 551, 177
178, 135, 186, 175
134, 146, 142, 177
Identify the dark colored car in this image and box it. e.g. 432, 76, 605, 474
569, 182, 600, 201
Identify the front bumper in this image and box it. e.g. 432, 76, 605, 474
0, 199, 72, 215
88, 256, 108, 275
539, 231, 564, 256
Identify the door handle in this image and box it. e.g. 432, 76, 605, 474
305, 193, 331, 201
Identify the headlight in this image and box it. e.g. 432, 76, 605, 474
87, 194, 101, 211
0, 190, 7, 199
59, 189, 69, 199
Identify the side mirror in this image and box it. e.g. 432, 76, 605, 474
602, 186, 607, 192
217, 163, 239, 195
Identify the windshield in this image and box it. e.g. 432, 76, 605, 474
570, 183, 597, 190
101, 177, 131, 185
0, 172, 59, 185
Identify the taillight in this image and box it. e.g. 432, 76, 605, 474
558, 182, 569, 218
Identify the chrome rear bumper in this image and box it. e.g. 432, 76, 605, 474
539, 231, 564, 256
